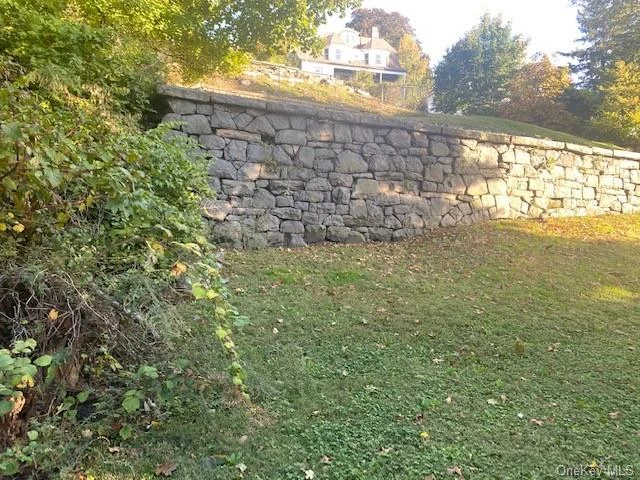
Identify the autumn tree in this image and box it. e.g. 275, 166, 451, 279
568, 0, 640, 88
594, 61, 640, 148
434, 14, 527, 114
499, 55, 576, 131
397, 34, 433, 109
346, 7, 415, 48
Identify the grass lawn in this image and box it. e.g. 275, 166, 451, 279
89, 215, 640, 479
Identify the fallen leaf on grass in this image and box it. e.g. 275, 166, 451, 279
424, 475, 437, 480
447, 466, 464, 478
272, 327, 279, 334
154, 462, 177, 477
236, 463, 247, 473
238, 435, 248, 444
487, 398, 499, 405
48, 309, 59, 321
107, 446, 120, 454
321, 455, 332, 464
608, 411, 621, 420
420, 431, 429, 440
432, 357, 444, 365
548, 343, 560, 352
530, 418, 544, 426
304, 469, 315, 479
445, 396, 453, 404
379, 447, 394, 455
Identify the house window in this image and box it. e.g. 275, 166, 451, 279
375, 54, 382, 65
324, 48, 329, 60
364, 53, 369, 64
335, 49, 342, 61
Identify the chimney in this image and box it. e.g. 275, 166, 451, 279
371, 26, 379, 38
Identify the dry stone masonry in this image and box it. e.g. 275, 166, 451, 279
159, 85, 640, 248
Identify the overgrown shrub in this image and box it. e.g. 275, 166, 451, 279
0, 1, 245, 477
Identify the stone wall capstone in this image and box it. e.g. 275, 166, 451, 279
159, 85, 640, 249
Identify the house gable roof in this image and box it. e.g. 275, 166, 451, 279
324, 29, 397, 53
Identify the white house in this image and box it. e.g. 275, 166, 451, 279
300, 27, 406, 81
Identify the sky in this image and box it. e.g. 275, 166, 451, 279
320, 0, 582, 66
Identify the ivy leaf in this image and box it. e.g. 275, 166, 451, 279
27, 430, 38, 441
0, 458, 19, 476
0, 354, 14, 368
43, 167, 63, 187
119, 425, 133, 440
122, 396, 140, 414
0, 400, 15, 416
34, 355, 53, 367
77, 391, 90, 403
191, 283, 208, 300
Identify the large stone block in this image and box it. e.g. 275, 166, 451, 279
308, 122, 334, 142
332, 187, 351, 204
209, 159, 237, 179
201, 199, 232, 221
386, 129, 412, 148
225, 140, 247, 162
183, 114, 212, 135
221, 180, 254, 197
465, 176, 489, 196
305, 225, 327, 243
352, 179, 381, 199
281, 221, 305, 234
272, 207, 302, 220
336, 150, 368, 173
245, 116, 276, 136
327, 226, 352, 242
276, 129, 307, 145
167, 98, 196, 115
246, 143, 273, 163
431, 141, 450, 157
210, 110, 236, 129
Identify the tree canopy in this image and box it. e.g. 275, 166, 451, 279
568, 0, 640, 88
499, 55, 576, 131
434, 14, 527, 114
66, 0, 359, 78
346, 7, 415, 49
397, 34, 433, 109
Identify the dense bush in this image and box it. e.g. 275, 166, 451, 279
0, 1, 241, 476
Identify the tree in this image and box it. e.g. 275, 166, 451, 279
397, 34, 433, 110
499, 55, 576, 131
434, 14, 528, 115
346, 8, 415, 48
595, 61, 640, 148
69, 0, 359, 78
568, 0, 640, 88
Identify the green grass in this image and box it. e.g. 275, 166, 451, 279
86, 215, 640, 479
399, 112, 617, 149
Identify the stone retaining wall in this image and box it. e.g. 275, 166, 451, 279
159, 85, 640, 248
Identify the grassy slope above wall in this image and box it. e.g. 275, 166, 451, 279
190, 76, 617, 149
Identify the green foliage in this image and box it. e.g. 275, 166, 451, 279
0, 340, 52, 413
434, 14, 528, 114
70, 0, 359, 79
346, 8, 416, 49
594, 61, 640, 149
569, 0, 640, 88
397, 34, 433, 110
499, 54, 578, 132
